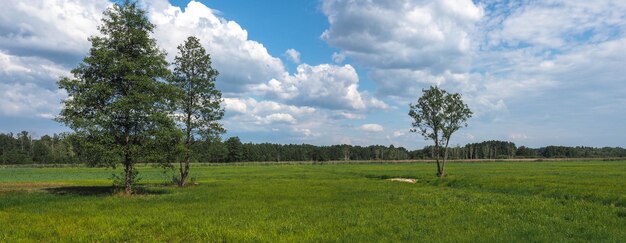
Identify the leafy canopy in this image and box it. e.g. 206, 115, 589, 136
57, 1, 179, 169
409, 86, 472, 146
170, 36, 225, 141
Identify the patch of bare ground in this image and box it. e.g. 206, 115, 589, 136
387, 178, 417, 183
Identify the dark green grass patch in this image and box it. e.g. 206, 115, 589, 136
0, 161, 625, 242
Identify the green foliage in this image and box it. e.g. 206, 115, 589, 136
190, 137, 228, 163
409, 86, 472, 176
0, 132, 78, 164
170, 36, 225, 140
169, 36, 224, 186
225, 136, 244, 162
463, 140, 517, 159
1, 161, 625, 241
56, 1, 179, 193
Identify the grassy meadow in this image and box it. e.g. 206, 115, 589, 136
1, 161, 625, 242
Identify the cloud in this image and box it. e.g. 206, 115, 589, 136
0, 82, 66, 119
471, 0, 626, 119
509, 133, 528, 140
0, 50, 69, 118
463, 133, 475, 141
222, 97, 329, 140
0, 0, 105, 119
223, 98, 248, 114
293, 127, 314, 137
483, 1, 626, 50
0, 0, 108, 64
284, 48, 301, 63
367, 96, 391, 110
223, 97, 315, 125
225, 97, 314, 114
321, 0, 483, 73
146, 0, 385, 112
392, 130, 406, 138
331, 52, 346, 64
143, 0, 288, 93
263, 113, 296, 124
0, 50, 69, 88
360, 124, 384, 132
254, 63, 386, 110
333, 111, 365, 120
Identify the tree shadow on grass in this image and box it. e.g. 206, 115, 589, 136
364, 174, 393, 180
365, 174, 419, 180
45, 186, 169, 196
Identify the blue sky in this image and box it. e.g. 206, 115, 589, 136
1, 0, 625, 149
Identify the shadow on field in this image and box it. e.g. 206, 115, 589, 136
365, 174, 420, 180
364, 174, 393, 180
45, 186, 169, 196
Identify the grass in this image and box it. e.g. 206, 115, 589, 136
1, 161, 625, 242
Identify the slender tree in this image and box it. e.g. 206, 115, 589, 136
170, 36, 225, 186
409, 86, 472, 177
57, 1, 178, 194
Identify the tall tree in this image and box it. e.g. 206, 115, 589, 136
409, 86, 472, 177
57, 1, 178, 194
170, 36, 225, 186
225, 137, 243, 162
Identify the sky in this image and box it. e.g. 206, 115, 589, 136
1, 0, 625, 149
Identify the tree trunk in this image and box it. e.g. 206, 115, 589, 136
124, 154, 133, 194
124, 134, 132, 194
178, 161, 185, 186
434, 138, 442, 177
441, 138, 450, 177
179, 154, 190, 186
179, 112, 192, 187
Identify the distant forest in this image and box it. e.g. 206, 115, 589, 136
1, 131, 625, 164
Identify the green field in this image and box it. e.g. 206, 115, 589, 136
1, 161, 625, 242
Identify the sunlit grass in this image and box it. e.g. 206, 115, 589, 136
1, 161, 625, 241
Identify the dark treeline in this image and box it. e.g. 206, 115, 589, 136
191, 137, 411, 163
1, 132, 625, 164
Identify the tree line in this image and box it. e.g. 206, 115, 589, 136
2, 132, 624, 164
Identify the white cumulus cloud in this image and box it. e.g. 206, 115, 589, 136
144, 0, 287, 93
284, 48, 301, 63
321, 0, 483, 73
255, 64, 385, 110
0, 0, 108, 64
360, 124, 384, 132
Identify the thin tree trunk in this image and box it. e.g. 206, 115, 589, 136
124, 134, 132, 194
434, 135, 442, 177
179, 112, 192, 187
178, 160, 185, 186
